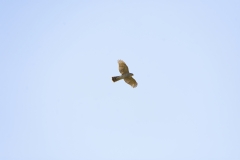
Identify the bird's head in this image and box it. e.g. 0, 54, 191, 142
129, 73, 134, 76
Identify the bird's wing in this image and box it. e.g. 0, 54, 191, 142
118, 60, 129, 74
124, 77, 138, 88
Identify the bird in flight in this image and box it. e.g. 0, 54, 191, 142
112, 60, 138, 88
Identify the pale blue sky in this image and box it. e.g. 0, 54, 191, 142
1, 1, 240, 160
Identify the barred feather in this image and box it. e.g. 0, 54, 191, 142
112, 76, 121, 82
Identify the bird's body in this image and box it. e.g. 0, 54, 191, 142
112, 73, 133, 82
112, 60, 137, 88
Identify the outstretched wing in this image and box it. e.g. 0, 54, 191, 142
118, 60, 129, 74
124, 77, 138, 88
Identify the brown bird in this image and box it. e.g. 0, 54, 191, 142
112, 60, 138, 88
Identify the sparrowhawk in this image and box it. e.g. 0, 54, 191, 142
112, 60, 138, 88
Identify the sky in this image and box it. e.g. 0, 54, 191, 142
0, 0, 240, 160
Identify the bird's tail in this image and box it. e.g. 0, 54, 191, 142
112, 76, 121, 82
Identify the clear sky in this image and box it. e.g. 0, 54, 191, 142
1, 1, 240, 160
